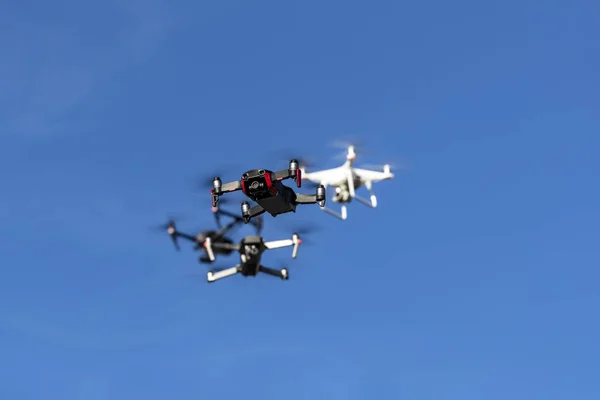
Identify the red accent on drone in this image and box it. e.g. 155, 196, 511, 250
264, 172, 278, 195
296, 169, 302, 187
240, 179, 247, 194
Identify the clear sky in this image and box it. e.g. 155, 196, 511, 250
1, 0, 599, 399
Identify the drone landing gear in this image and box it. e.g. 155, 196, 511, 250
353, 194, 377, 208
207, 265, 288, 282
241, 202, 266, 224
320, 204, 348, 220
353, 182, 377, 208
199, 256, 212, 263
259, 265, 289, 280
207, 265, 241, 283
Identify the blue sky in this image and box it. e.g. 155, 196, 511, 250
1, 0, 599, 398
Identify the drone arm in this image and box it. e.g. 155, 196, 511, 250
219, 180, 243, 194
264, 239, 293, 249
213, 219, 241, 241
259, 265, 288, 279
273, 169, 292, 181
174, 232, 198, 242
295, 185, 326, 207
211, 179, 243, 207
168, 230, 198, 251
203, 238, 240, 261
241, 202, 266, 224
213, 208, 262, 233
215, 208, 242, 221
273, 159, 301, 187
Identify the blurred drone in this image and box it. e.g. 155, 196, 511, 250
210, 160, 326, 224
299, 144, 395, 220
157, 204, 263, 263
202, 232, 304, 283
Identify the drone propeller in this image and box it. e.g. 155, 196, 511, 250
149, 215, 190, 251
290, 223, 320, 235
148, 215, 181, 233
333, 149, 369, 163
262, 148, 317, 170
152, 218, 180, 250
358, 158, 409, 172
271, 221, 320, 244
329, 137, 367, 150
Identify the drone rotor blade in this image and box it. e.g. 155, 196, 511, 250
263, 148, 318, 170
148, 214, 185, 232
358, 158, 409, 171
149, 215, 188, 251
329, 137, 367, 151
270, 220, 320, 245
291, 223, 321, 235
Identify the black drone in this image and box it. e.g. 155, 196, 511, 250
202, 232, 303, 283
210, 159, 326, 223
160, 206, 263, 263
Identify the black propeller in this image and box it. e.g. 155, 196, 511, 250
149, 217, 182, 251
272, 220, 321, 244
263, 148, 317, 170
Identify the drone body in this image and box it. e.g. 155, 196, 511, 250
301, 145, 394, 220
210, 160, 326, 223
203, 233, 302, 283
163, 207, 262, 263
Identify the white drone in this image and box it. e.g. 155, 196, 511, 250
300, 144, 394, 220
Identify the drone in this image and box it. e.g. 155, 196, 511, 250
160, 205, 263, 263
210, 159, 327, 224
300, 145, 394, 220
202, 232, 303, 283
